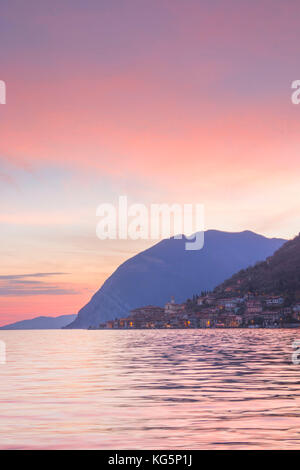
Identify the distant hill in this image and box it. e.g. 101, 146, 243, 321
0, 314, 76, 330
66, 230, 285, 329
215, 233, 300, 303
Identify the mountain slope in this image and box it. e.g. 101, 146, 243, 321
67, 230, 285, 329
0, 314, 76, 330
215, 233, 300, 302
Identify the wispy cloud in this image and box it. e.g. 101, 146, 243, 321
0, 288, 78, 297
0, 272, 67, 280
0, 272, 78, 297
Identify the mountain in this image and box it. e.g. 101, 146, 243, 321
215, 233, 300, 302
0, 314, 76, 330
66, 230, 285, 329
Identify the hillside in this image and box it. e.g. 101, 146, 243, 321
0, 314, 76, 330
215, 233, 300, 303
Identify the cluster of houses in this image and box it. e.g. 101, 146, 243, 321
96, 294, 300, 330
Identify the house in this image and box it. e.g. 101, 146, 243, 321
232, 297, 244, 304
164, 297, 185, 315
198, 315, 212, 328
215, 299, 240, 312
245, 299, 263, 314
224, 300, 239, 311
219, 314, 242, 328
117, 318, 131, 328
196, 310, 218, 328
265, 296, 284, 306
283, 307, 292, 316
130, 306, 164, 327
188, 315, 198, 328
292, 305, 300, 321
205, 294, 217, 305
225, 286, 234, 293
197, 297, 205, 306
261, 310, 282, 325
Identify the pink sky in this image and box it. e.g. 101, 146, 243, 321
0, 1, 300, 325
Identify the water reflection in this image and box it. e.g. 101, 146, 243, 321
0, 329, 300, 449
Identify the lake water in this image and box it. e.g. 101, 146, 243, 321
0, 329, 300, 449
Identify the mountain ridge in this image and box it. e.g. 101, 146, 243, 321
0, 314, 76, 330
67, 230, 285, 329
214, 232, 300, 302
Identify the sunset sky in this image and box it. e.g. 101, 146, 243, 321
1, 0, 300, 325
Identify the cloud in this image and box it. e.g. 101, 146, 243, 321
0, 272, 79, 297
0, 288, 78, 297
0, 272, 67, 280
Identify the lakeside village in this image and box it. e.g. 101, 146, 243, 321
94, 293, 300, 330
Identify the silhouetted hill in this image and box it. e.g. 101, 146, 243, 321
215, 233, 300, 303
0, 314, 76, 330
66, 230, 285, 328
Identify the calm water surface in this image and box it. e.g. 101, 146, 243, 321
0, 329, 300, 449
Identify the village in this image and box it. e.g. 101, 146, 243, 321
95, 292, 300, 330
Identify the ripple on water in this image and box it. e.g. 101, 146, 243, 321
0, 329, 300, 449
